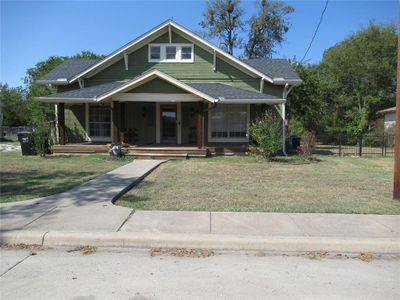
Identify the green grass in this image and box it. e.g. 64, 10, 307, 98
0, 152, 132, 203
117, 155, 400, 214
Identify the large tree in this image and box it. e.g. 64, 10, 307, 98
200, 0, 294, 57
200, 0, 244, 55
319, 22, 397, 134
244, 0, 294, 58
0, 84, 28, 126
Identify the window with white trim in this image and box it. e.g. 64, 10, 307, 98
148, 44, 194, 63
210, 104, 248, 140
150, 46, 161, 60
89, 104, 111, 137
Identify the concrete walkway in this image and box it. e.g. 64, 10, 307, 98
1, 158, 400, 253
0, 160, 164, 232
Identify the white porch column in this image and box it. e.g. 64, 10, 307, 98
280, 103, 287, 156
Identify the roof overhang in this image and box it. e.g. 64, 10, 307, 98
37, 69, 218, 104
35, 79, 69, 85
217, 98, 285, 104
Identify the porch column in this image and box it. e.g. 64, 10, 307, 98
57, 103, 65, 145
112, 101, 120, 143
197, 101, 204, 149
119, 102, 125, 143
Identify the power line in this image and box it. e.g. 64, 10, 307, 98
300, 0, 329, 63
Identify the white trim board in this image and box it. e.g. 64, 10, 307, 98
112, 93, 201, 102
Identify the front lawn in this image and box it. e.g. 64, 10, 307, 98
116, 155, 400, 214
0, 151, 131, 203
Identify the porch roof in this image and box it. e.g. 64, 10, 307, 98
38, 70, 284, 104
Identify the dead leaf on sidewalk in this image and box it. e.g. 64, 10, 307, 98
353, 252, 379, 262
304, 251, 329, 260
66, 245, 97, 255
149, 248, 214, 258
0, 243, 47, 251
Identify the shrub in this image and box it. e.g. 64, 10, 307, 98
31, 119, 53, 157
249, 111, 282, 159
298, 131, 316, 160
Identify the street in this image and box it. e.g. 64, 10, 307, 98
1, 247, 399, 299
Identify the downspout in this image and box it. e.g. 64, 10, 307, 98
280, 83, 296, 156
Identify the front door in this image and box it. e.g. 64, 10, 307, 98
160, 105, 177, 144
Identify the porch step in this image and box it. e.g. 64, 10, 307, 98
208, 146, 248, 156
52, 145, 109, 154
129, 152, 189, 160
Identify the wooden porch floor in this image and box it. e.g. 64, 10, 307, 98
51, 143, 247, 158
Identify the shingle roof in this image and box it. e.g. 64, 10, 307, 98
187, 83, 280, 100
241, 58, 301, 81
43, 81, 125, 99
40, 80, 281, 102
38, 59, 100, 82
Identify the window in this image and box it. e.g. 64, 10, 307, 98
166, 46, 177, 60
148, 44, 194, 63
150, 46, 161, 60
210, 104, 248, 140
89, 104, 111, 138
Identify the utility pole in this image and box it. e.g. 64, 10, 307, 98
393, 7, 400, 200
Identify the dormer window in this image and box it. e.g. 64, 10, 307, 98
150, 46, 161, 60
166, 46, 177, 60
148, 44, 194, 63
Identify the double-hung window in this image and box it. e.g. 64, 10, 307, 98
210, 104, 249, 141
148, 44, 194, 63
150, 46, 161, 60
89, 104, 111, 139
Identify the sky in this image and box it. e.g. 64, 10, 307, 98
0, 0, 398, 88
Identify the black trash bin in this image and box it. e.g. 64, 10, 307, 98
19, 134, 36, 156
17, 131, 30, 142
288, 136, 301, 150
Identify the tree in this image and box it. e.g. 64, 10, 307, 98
286, 63, 327, 134
319, 22, 397, 134
23, 50, 104, 155
0, 84, 28, 126
200, 0, 244, 55
244, 0, 294, 58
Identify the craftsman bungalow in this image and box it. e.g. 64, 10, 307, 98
37, 20, 301, 157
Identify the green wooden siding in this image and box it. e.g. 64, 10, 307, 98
127, 77, 186, 94
65, 104, 87, 143
84, 31, 283, 97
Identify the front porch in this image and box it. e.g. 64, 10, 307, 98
51, 143, 247, 158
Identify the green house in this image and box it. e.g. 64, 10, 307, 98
37, 20, 301, 156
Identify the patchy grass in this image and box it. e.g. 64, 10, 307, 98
116, 155, 400, 214
0, 151, 131, 203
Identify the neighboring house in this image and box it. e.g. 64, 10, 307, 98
377, 107, 396, 132
37, 20, 301, 155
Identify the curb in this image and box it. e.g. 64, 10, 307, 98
1, 230, 400, 254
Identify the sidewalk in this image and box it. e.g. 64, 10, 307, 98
0, 159, 164, 231
2, 210, 399, 254
1, 160, 400, 254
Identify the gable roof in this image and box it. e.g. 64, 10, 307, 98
38, 69, 283, 104
37, 20, 300, 86
187, 83, 282, 103
36, 59, 100, 84
241, 58, 302, 83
